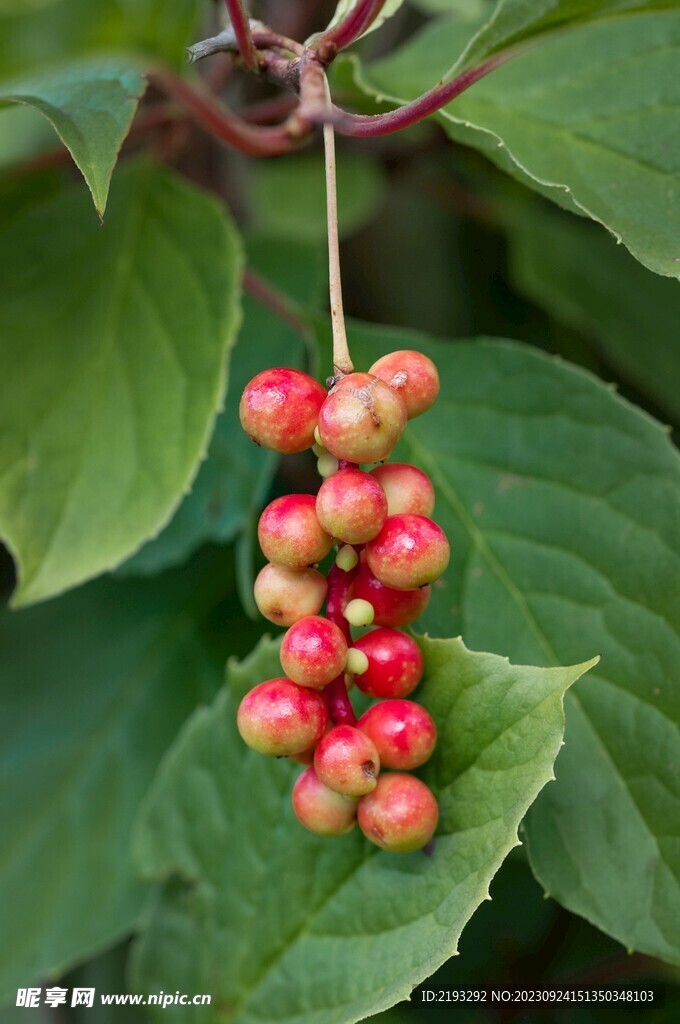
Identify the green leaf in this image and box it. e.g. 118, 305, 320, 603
251, 153, 385, 243
0, 60, 146, 214
309, 1, 405, 45
355, 9, 680, 278
0, 162, 242, 607
502, 197, 680, 422
0, 0, 200, 81
131, 635, 594, 1022
0, 551, 233, 1002
117, 234, 322, 578
337, 320, 680, 963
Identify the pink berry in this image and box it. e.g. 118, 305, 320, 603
368, 350, 439, 420
239, 368, 326, 454
280, 615, 348, 688
318, 372, 407, 464
292, 767, 358, 836
314, 725, 381, 797
358, 700, 437, 770
254, 563, 327, 627
237, 678, 328, 756
258, 494, 332, 570
353, 628, 423, 699
358, 773, 438, 853
351, 564, 431, 628
316, 468, 388, 545
370, 463, 435, 517
365, 514, 450, 590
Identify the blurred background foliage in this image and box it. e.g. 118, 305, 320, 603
0, 0, 678, 1020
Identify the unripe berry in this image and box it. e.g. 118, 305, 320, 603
237, 678, 328, 756
370, 463, 435, 517
358, 700, 437, 770
239, 368, 326, 453
258, 494, 332, 570
280, 615, 348, 688
351, 564, 431, 628
336, 544, 358, 572
344, 598, 375, 627
366, 514, 450, 590
316, 468, 388, 545
358, 773, 438, 853
353, 627, 423, 698
254, 564, 327, 626
346, 647, 369, 676
318, 372, 407, 464
368, 350, 440, 420
314, 725, 381, 796
292, 767, 358, 836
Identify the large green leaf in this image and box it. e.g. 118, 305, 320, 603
0, 0, 199, 80
0, 61, 146, 214
0, 162, 242, 606
355, 9, 680, 278
0, 550, 235, 1003
502, 197, 680, 423
118, 234, 322, 577
337, 321, 680, 963
131, 635, 594, 1022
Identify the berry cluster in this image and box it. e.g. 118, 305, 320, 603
237, 351, 449, 853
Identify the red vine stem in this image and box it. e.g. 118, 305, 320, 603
243, 268, 311, 341
314, 0, 388, 56
325, 564, 358, 726
328, 50, 514, 137
224, 0, 258, 71
150, 69, 309, 156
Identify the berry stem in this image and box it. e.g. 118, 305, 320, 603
314, 0, 388, 56
325, 563, 358, 726
224, 0, 258, 71
322, 74, 354, 377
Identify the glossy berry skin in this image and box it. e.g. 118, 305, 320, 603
358, 773, 438, 853
239, 368, 326, 454
258, 494, 332, 570
370, 463, 435, 517
351, 564, 431, 628
368, 350, 440, 420
366, 514, 450, 590
254, 564, 327, 627
318, 372, 407, 464
314, 725, 381, 797
316, 468, 388, 545
292, 767, 358, 836
353, 628, 423, 699
358, 700, 437, 770
237, 678, 328, 757
280, 615, 348, 688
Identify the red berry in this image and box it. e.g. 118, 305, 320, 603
318, 372, 407, 464
314, 724, 381, 796
258, 494, 332, 570
358, 773, 438, 853
292, 767, 358, 836
370, 463, 434, 517
239, 368, 326, 454
358, 700, 437, 770
237, 678, 328, 756
366, 514, 450, 590
280, 615, 348, 688
353, 628, 423, 698
351, 564, 431, 628
316, 468, 388, 545
254, 563, 327, 626
368, 350, 439, 420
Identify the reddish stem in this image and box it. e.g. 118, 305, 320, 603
330, 50, 514, 137
315, 0, 388, 56
224, 0, 258, 71
325, 564, 358, 726
150, 69, 309, 156
243, 268, 311, 340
